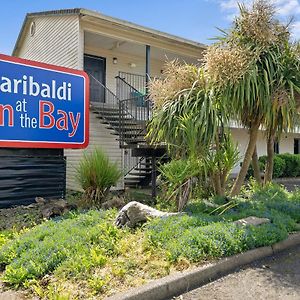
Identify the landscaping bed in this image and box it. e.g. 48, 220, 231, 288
0, 184, 299, 299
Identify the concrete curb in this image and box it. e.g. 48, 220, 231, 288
106, 232, 300, 300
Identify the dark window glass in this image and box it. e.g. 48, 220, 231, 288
274, 141, 279, 154
294, 139, 300, 154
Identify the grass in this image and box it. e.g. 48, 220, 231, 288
0, 183, 299, 299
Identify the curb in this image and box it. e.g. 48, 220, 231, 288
106, 232, 300, 300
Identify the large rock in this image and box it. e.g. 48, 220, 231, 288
115, 201, 180, 228
35, 197, 77, 219
233, 216, 270, 227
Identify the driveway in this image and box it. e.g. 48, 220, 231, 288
176, 245, 300, 300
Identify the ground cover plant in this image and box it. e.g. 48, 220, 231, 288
0, 183, 299, 299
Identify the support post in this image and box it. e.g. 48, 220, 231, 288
145, 45, 151, 94
151, 156, 157, 199
145, 45, 151, 119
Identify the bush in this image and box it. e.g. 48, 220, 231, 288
277, 153, 300, 177
76, 148, 122, 207
158, 158, 203, 211
259, 155, 286, 178
246, 154, 300, 178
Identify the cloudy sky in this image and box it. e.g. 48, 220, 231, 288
218, 0, 300, 37
0, 0, 300, 55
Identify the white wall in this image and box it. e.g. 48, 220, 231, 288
17, 15, 81, 69
16, 15, 124, 191
231, 128, 299, 174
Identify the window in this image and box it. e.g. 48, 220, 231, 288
274, 141, 279, 154
294, 139, 300, 154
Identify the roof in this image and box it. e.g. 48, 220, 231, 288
13, 8, 206, 55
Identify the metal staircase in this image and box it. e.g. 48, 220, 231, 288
88, 73, 162, 188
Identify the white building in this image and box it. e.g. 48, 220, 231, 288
12, 8, 300, 189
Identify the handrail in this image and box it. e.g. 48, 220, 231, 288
124, 155, 146, 177
87, 72, 137, 121
115, 75, 142, 95
88, 73, 118, 103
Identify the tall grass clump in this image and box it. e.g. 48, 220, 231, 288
76, 148, 122, 207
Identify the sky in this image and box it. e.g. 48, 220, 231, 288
1, 0, 300, 55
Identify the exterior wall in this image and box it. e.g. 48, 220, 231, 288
231, 128, 299, 174
16, 15, 124, 191
17, 15, 81, 69
84, 45, 165, 94
66, 114, 123, 191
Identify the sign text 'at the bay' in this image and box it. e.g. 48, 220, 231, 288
0, 54, 89, 148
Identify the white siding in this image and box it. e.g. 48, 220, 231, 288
231, 128, 299, 174
16, 15, 124, 191
17, 15, 80, 69
66, 112, 123, 191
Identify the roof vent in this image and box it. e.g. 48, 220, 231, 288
30, 22, 36, 37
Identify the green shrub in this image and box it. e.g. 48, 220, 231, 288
76, 148, 122, 207
277, 153, 300, 177
158, 158, 203, 211
246, 154, 300, 178
258, 155, 286, 178
147, 183, 300, 263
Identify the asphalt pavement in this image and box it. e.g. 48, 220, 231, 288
175, 245, 300, 300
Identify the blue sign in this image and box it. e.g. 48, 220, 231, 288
0, 54, 89, 148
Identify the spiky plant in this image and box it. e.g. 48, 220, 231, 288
204, 0, 300, 195
76, 148, 122, 207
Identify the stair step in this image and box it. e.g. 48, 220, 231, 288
103, 120, 141, 126
125, 182, 140, 187
135, 167, 152, 172
124, 178, 141, 182
98, 115, 133, 121
129, 172, 151, 176
93, 111, 128, 116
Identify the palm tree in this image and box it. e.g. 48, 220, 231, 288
205, 0, 299, 195
263, 43, 300, 183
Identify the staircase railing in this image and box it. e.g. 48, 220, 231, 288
88, 73, 119, 109
123, 150, 145, 176
87, 72, 155, 186
116, 75, 143, 101
118, 71, 147, 95
119, 96, 152, 148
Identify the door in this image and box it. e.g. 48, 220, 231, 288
84, 54, 106, 103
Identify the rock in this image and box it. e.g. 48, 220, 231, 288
101, 196, 125, 210
233, 216, 270, 227
115, 201, 180, 228
36, 197, 77, 219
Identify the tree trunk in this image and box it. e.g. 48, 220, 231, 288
252, 145, 262, 185
212, 173, 223, 197
264, 129, 276, 184
220, 170, 227, 196
115, 201, 181, 228
230, 121, 260, 196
